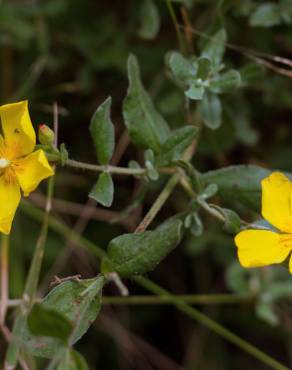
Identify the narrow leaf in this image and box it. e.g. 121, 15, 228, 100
89, 172, 114, 207
123, 54, 170, 153
89, 97, 115, 165
199, 92, 222, 129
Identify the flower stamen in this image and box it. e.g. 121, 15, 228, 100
0, 158, 10, 169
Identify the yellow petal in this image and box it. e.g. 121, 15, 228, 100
14, 149, 54, 196
234, 230, 291, 268
0, 176, 21, 234
0, 101, 35, 159
261, 172, 292, 233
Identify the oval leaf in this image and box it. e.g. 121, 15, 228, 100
102, 219, 183, 277
89, 97, 115, 165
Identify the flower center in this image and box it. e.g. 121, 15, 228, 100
0, 158, 11, 169
280, 234, 292, 249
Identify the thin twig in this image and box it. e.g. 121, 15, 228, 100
0, 235, 9, 325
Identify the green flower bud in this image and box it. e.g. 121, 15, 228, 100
38, 124, 55, 146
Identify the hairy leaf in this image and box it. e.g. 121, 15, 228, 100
123, 54, 170, 153
102, 219, 183, 277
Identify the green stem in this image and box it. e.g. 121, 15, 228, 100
134, 276, 290, 370
7, 293, 254, 307
19, 203, 290, 370
0, 234, 9, 325
135, 173, 180, 232
5, 176, 55, 370
66, 159, 146, 176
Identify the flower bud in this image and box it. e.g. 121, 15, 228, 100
38, 124, 55, 146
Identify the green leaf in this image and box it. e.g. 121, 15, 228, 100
89, 172, 114, 207
239, 63, 265, 85
123, 54, 170, 153
89, 97, 115, 165
57, 349, 89, 370
190, 212, 204, 236
102, 219, 183, 277
209, 70, 241, 94
155, 126, 198, 166
255, 301, 279, 326
211, 206, 241, 234
138, 0, 160, 40
199, 92, 222, 129
185, 83, 205, 100
225, 262, 250, 294
196, 57, 212, 80
167, 51, 197, 82
250, 4, 282, 27
27, 304, 73, 343
199, 183, 218, 200
201, 29, 227, 67
200, 165, 272, 212
21, 276, 104, 359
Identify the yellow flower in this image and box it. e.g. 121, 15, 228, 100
0, 101, 54, 235
235, 172, 292, 273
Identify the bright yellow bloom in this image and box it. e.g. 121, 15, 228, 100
235, 172, 292, 273
0, 101, 54, 234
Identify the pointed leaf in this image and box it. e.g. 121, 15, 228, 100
89, 97, 115, 165
89, 172, 114, 207
123, 54, 170, 153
